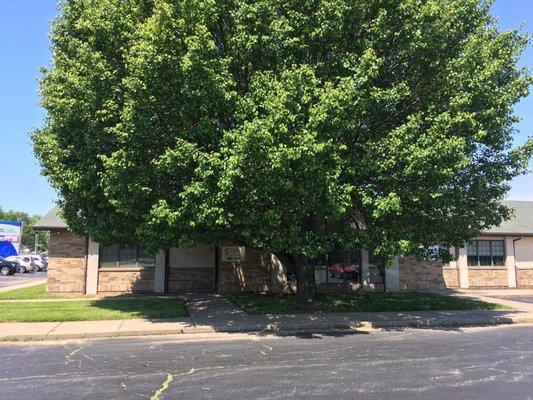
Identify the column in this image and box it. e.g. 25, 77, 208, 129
385, 256, 400, 292
85, 238, 99, 295
154, 251, 167, 293
457, 246, 469, 289
505, 236, 517, 288
361, 249, 371, 291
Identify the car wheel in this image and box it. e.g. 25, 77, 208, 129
0, 266, 10, 276
17, 266, 27, 274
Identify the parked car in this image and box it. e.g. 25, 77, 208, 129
0, 257, 18, 276
5, 256, 35, 273
329, 263, 359, 282
30, 255, 47, 271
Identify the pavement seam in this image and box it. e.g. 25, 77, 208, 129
117, 320, 126, 333
45, 322, 63, 337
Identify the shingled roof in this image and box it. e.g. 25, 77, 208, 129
33, 200, 533, 235
33, 206, 68, 230
482, 201, 533, 236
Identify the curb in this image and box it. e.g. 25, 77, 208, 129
0, 325, 217, 341
2, 314, 532, 342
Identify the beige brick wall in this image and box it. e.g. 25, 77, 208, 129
517, 269, 533, 288
399, 256, 459, 291
46, 230, 87, 293
168, 267, 215, 292
468, 269, 508, 288
442, 268, 459, 287
218, 248, 276, 293
98, 268, 155, 293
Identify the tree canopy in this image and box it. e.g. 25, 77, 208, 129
34, 0, 531, 299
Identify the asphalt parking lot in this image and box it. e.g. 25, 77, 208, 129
0, 325, 532, 400
0, 271, 47, 290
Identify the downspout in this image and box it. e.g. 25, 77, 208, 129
513, 236, 522, 285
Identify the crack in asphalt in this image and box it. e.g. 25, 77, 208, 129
64, 346, 83, 365
150, 373, 174, 400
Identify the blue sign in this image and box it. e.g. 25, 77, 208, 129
0, 221, 22, 257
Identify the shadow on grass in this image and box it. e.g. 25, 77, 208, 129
226, 292, 510, 315
88, 296, 189, 320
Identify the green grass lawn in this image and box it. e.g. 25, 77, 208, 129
0, 284, 188, 322
227, 292, 509, 314
0, 298, 188, 322
0, 284, 58, 300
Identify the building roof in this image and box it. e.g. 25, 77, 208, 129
483, 201, 533, 236
33, 206, 69, 230
34, 200, 533, 235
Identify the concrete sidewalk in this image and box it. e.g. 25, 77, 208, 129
1, 293, 532, 340
427, 289, 533, 313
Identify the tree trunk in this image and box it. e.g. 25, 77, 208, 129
293, 255, 316, 303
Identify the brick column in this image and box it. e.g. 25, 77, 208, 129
154, 251, 167, 293
85, 238, 99, 295
505, 236, 517, 288
457, 246, 469, 289
385, 256, 400, 292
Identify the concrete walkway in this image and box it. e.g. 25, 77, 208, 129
1, 292, 533, 340
427, 289, 533, 313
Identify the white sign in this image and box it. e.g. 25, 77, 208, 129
221, 246, 245, 262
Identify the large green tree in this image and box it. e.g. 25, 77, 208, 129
34, 0, 531, 301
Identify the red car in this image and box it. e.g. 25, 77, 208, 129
329, 263, 359, 281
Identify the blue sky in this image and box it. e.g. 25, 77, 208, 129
0, 0, 532, 216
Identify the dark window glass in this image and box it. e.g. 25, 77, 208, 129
99, 246, 155, 268
467, 255, 478, 266
100, 245, 118, 268
138, 248, 156, 268
492, 240, 504, 266
118, 247, 137, 268
466, 240, 505, 267
313, 249, 361, 284
467, 242, 478, 266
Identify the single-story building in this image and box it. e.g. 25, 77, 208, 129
34, 201, 533, 295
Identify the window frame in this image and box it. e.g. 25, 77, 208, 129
466, 240, 505, 268
98, 245, 155, 269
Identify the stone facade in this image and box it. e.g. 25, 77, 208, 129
98, 268, 155, 293
468, 268, 508, 288
218, 248, 285, 293
399, 256, 459, 291
516, 269, 533, 288
46, 230, 87, 293
168, 267, 215, 292
442, 268, 460, 287
45, 232, 530, 293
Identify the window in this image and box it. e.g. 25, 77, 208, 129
99, 245, 155, 268
313, 249, 361, 284
467, 240, 505, 267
